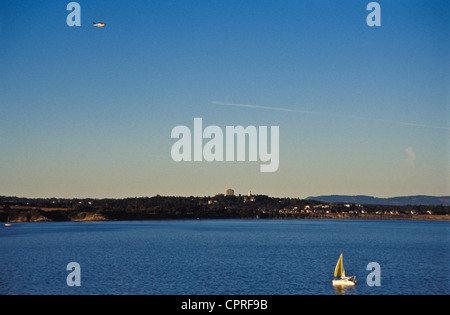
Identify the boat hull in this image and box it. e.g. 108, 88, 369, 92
332, 279, 357, 286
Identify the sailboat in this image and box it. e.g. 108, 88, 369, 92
332, 253, 357, 286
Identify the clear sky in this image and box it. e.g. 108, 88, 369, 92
1, 0, 449, 198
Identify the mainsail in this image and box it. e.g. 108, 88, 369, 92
334, 253, 345, 278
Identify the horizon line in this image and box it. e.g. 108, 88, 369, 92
2, 193, 449, 200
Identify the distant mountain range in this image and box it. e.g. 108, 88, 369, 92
305, 195, 450, 206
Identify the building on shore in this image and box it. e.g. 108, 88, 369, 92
226, 189, 234, 196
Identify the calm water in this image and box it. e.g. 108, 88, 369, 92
0, 219, 448, 295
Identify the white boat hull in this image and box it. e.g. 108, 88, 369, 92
332, 279, 357, 286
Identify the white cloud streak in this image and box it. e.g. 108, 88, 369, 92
212, 101, 322, 115
212, 101, 450, 131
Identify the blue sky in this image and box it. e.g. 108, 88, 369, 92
1, 0, 449, 198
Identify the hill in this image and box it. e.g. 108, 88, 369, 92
305, 195, 450, 206
1, 194, 448, 222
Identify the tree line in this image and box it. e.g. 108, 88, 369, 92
0, 195, 448, 222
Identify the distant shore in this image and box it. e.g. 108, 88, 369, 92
2, 209, 449, 222
1, 195, 449, 223
3, 213, 449, 223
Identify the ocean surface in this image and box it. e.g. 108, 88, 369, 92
0, 219, 448, 295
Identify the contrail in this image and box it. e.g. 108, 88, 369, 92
212, 101, 322, 115
212, 101, 450, 131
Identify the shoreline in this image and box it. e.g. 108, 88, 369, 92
2, 195, 449, 223
4, 213, 449, 223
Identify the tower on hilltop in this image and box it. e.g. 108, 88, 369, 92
226, 189, 234, 196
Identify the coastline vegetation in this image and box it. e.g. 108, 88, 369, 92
1, 195, 449, 223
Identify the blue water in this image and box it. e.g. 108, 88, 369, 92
0, 219, 448, 295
